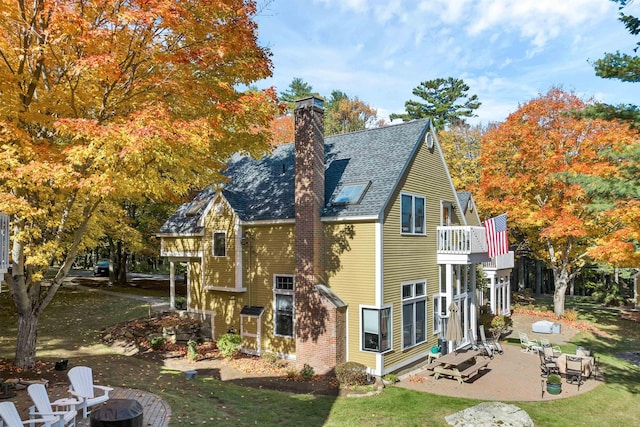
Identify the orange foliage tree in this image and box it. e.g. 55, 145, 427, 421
0, 0, 279, 367
478, 88, 638, 316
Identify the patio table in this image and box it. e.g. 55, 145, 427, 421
557, 353, 594, 378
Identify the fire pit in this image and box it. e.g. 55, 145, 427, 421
90, 399, 143, 427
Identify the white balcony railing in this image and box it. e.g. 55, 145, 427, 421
482, 251, 515, 270
437, 226, 488, 255
1, 212, 9, 274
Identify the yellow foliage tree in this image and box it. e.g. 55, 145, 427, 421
438, 123, 484, 191
0, 0, 279, 367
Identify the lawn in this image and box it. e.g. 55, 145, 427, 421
1, 287, 639, 426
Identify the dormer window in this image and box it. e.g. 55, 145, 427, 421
333, 181, 370, 205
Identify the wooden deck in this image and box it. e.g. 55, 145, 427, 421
76, 387, 171, 427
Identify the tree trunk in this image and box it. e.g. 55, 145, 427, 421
15, 310, 39, 367
535, 261, 542, 296
553, 270, 569, 317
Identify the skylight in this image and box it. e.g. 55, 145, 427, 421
333, 182, 370, 205
185, 199, 208, 217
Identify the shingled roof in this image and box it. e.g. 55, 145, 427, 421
159, 119, 431, 234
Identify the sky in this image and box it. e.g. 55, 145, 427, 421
253, 0, 640, 125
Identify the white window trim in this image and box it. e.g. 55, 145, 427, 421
432, 293, 447, 334
360, 304, 393, 354
400, 192, 426, 235
212, 230, 227, 258
401, 281, 427, 350
273, 274, 295, 338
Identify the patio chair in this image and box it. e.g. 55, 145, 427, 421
469, 328, 493, 358
28, 383, 78, 427
518, 332, 540, 353
0, 401, 57, 427
67, 366, 113, 419
479, 325, 503, 355
565, 355, 584, 390
540, 338, 561, 358
538, 348, 559, 377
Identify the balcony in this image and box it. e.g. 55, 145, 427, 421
1, 212, 8, 275
436, 226, 490, 265
482, 251, 515, 270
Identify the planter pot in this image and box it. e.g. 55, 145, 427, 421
546, 383, 562, 395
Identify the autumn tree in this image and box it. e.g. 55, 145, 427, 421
438, 123, 485, 191
269, 114, 295, 146
478, 88, 638, 316
579, 0, 640, 267
0, 0, 279, 367
324, 91, 384, 136
390, 77, 481, 131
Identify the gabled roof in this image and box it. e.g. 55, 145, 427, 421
457, 191, 472, 212
159, 119, 431, 234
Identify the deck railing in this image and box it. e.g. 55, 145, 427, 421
482, 251, 515, 270
436, 226, 487, 254
0, 212, 9, 274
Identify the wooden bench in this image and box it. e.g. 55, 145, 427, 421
424, 360, 442, 371
433, 358, 491, 384
458, 358, 491, 380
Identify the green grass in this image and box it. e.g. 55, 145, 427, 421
2, 290, 639, 426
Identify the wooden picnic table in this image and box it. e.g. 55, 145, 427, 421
425, 348, 490, 384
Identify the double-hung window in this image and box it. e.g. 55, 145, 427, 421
402, 281, 426, 349
213, 231, 226, 257
401, 193, 426, 234
362, 307, 391, 352
274, 275, 294, 337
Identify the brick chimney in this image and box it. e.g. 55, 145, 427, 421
294, 97, 340, 373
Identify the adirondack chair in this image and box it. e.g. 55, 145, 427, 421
28, 384, 78, 427
0, 401, 57, 427
518, 332, 540, 353
67, 366, 113, 419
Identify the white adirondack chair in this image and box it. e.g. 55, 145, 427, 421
0, 401, 57, 427
67, 366, 113, 419
28, 384, 78, 427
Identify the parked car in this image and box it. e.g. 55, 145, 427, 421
93, 260, 110, 276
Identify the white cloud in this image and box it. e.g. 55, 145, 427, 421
467, 0, 614, 50
257, 0, 640, 125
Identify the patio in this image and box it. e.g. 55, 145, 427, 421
396, 314, 604, 401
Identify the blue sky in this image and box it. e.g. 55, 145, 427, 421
254, 0, 640, 125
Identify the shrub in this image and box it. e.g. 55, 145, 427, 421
149, 336, 166, 350
262, 352, 280, 367
335, 361, 368, 386
216, 333, 241, 359
383, 373, 399, 383
187, 339, 198, 361
174, 297, 187, 310
300, 364, 315, 380
286, 369, 298, 380
563, 309, 579, 322
490, 315, 513, 339
547, 374, 562, 385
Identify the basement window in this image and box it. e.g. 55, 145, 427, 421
333, 181, 370, 205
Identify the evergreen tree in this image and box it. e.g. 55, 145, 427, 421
390, 77, 481, 131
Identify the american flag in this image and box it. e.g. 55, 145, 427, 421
484, 213, 508, 258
